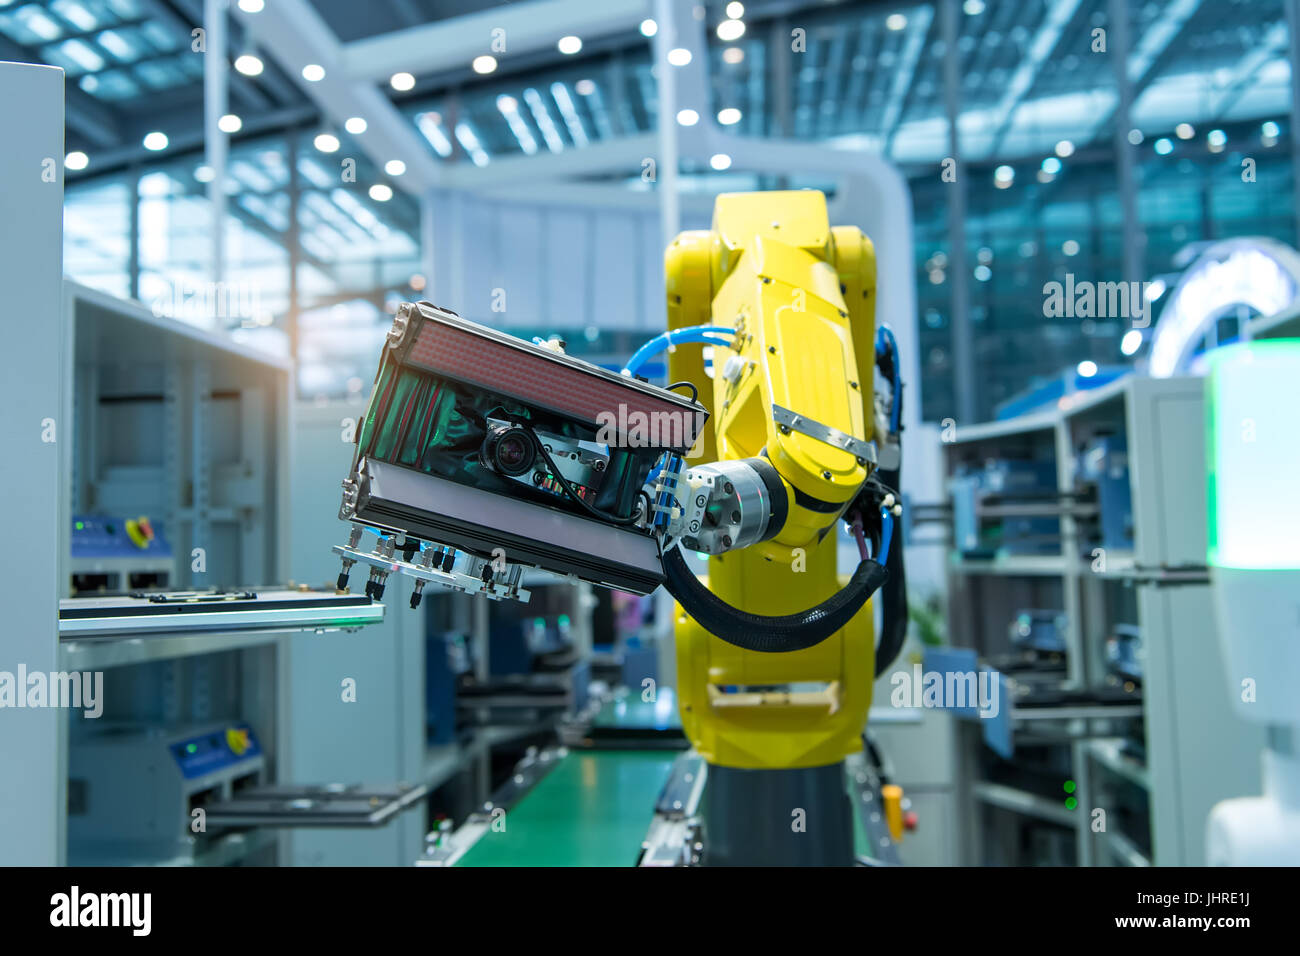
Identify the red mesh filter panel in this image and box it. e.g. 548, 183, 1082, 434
406, 320, 703, 450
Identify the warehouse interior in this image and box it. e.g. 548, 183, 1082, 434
1, 0, 1298, 869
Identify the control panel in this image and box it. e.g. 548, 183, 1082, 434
70, 513, 175, 594
169, 723, 262, 780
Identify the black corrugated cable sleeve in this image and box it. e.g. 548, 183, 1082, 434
873, 464, 908, 678
662, 546, 889, 653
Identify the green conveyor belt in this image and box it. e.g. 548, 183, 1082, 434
457, 750, 676, 867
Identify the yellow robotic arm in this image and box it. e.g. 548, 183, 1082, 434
665, 189, 882, 771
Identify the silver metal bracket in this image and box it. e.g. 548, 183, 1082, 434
333, 527, 532, 604
771, 404, 876, 465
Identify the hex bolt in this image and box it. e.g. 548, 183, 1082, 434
730, 510, 742, 523
822, 470, 832, 480
723, 482, 735, 496
720, 534, 733, 549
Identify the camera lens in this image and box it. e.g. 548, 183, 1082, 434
496, 434, 529, 470
483, 424, 535, 477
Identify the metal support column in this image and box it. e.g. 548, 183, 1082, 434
204, 0, 228, 293
941, 0, 975, 421
1109, 0, 1143, 290
770, 17, 792, 190
420, 190, 436, 305
128, 164, 141, 301
286, 129, 301, 360
1284, 0, 1300, 244
653, 0, 681, 248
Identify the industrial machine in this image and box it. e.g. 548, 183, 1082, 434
1075, 433, 1134, 553
333, 190, 908, 865
68, 721, 267, 863
68, 720, 425, 864
949, 459, 1061, 557
1205, 339, 1300, 865
70, 513, 174, 595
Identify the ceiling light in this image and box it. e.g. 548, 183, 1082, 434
726, 2, 744, 17
314, 133, 340, 153
667, 48, 692, 66
1207, 129, 1227, 151
194, 165, 214, 183
886, 13, 907, 31
369, 184, 393, 202
1127, 128, 1144, 145
1041, 156, 1061, 174
345, 117, 367, 134
1154, 137, 1173, 155
717, 19, 744, 41
717, 107, 742, 125
963, 0, 985, 13
676, 108, 699, 126
237, 0, 264, 12
723, 46, 744, 64
558, 35, 582, 55
390, 72, 415, 91
1077, 360, 1098, 378
575, 78, 595, 96
142, 131, 168, 151
994, 164, 1014, 187
1262, 121, 1281, 139
218, 113, 242, 133
302, 64, 325, 82
385, 159, 406, 176
640, 19, 658, 37
1120, 329, 1143, 356
472, 55, 497, 74
1055, 139, 1074, 157
1063, 239, 1080, 256
65, 151, 88, 171
710, 153, 732, 170
233, 54, 263, 76
1175, 122, 1195, 140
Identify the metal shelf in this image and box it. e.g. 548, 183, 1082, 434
60, 630, 289, 670
1097, 826, 1152, 867
943, 411, 1059, 444
1086, 738, 1150, 790
422, 723, 559, 789
972, 781, 1078, 828
948, 552, 1071, 577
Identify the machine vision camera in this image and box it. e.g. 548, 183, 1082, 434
333, 301, 706, 604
